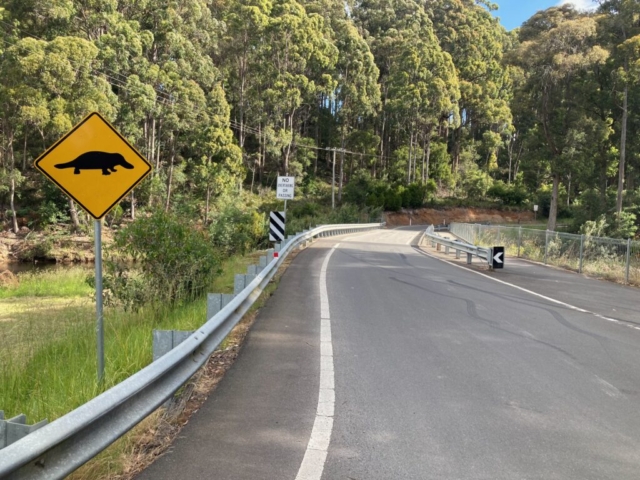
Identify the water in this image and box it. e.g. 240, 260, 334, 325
0, 261, 92, 275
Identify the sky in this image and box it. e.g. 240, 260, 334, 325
491, 0, 599, 31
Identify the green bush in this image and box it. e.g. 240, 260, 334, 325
209, 205, 267, 256
487, 181, 528, 206
102, 211, 221, 310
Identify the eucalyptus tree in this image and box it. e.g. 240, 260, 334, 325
513, 6, 609, 230
428, 0, 512, 175
597, 0, 640, 213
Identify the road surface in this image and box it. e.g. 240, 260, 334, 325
138, 226, 640, 480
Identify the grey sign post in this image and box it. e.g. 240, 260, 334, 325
94, 220, 104, 382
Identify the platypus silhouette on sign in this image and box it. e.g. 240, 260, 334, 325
55, 152, 134, 175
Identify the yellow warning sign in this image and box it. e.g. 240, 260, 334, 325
35, 112, 152, 219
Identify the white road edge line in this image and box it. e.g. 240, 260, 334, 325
414, 246, 640, 332
295, 243, 340, 480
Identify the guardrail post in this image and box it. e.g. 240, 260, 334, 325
517, 226, 522, 258
259, 256, 268, 267
467, 252, 472, 264
207, 293, 222, 319
579, 235, 584, 273
436, 243, 441, 251
0, 412, 48, 451
445, 246, 449, 254
153, 330, 194, 362
626, 238, 631, 284
544, 230, 549, 264
234, 274, 246, 295
456, 249, 461, 259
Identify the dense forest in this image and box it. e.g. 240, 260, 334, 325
0, 0, 639, 238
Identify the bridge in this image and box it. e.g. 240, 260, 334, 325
3, 225, 640, 479
138, 226, 640, 479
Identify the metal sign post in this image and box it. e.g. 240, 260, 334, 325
34, 111, 153, 383
94, 220, 104, 382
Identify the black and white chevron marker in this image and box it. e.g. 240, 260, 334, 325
492, 246, 505, 269
269, 211, 286, 242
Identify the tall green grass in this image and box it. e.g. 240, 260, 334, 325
0, 266, 93, 299
0, 251, 265, 423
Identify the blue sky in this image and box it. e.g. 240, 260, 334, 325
491, 0, 599, 31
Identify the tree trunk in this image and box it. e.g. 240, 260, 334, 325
205, 184, 211, 223
547, 173, 560, 232
9, 177, 18, 234
130, 190, 136, 220
165, 140, 175, 212
22, 131, 27, 171
617, 83, 628, 214
69, 199, 80, 232
425, 127, 433, 182
8, 146, 18, 234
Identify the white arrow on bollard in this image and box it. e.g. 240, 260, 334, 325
493, 252, 504, 264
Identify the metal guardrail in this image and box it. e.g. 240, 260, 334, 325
450, 222, 639, 285
423, 225, 493, 267
0, 222, 383, 480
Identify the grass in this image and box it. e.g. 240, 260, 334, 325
0, 250, 268, 424
0, 266, 93, 299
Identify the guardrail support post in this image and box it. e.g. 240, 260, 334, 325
436, 243, 441, 251
466, 253, 472, 264
445, 246, 449, 254
579, 235, 584, 273
456, 249, 461, 259
234, 274, 246, 295
626, 238, 631, 284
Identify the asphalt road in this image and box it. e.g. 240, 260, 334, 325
138, 226, 640, 480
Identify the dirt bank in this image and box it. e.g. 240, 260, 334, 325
385, 207, 535, 227
0, 228, 105, 264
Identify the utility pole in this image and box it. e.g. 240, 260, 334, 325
332, 148, 336, 210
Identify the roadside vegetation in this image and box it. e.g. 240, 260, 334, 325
0, 245, 264, 423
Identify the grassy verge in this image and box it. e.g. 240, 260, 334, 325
0, 251, 266, 423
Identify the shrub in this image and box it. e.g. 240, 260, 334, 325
487, 181, 528, 206
102, 211, 221, 310
209, 205, 267, 256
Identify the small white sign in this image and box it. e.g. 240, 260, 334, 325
277, 176, 295, 200
533, 205, 539, 212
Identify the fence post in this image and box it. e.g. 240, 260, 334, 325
544, 229, 549, 264
626, 238, 631, 284
579, 235, 584, 274
517, 226, 522, 258
497, 227, 501, 246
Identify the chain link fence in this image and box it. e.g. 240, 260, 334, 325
449, 223, 640, 286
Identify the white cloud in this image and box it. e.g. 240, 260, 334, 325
557, 0, 599, 11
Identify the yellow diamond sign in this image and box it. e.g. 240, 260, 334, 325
35, 112, 152, 219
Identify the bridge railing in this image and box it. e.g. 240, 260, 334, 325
423, 225, 493, 267
0, 222, 383, 480
450, 223, 639, 285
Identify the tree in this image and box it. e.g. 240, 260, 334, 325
512, 6, 609, 230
